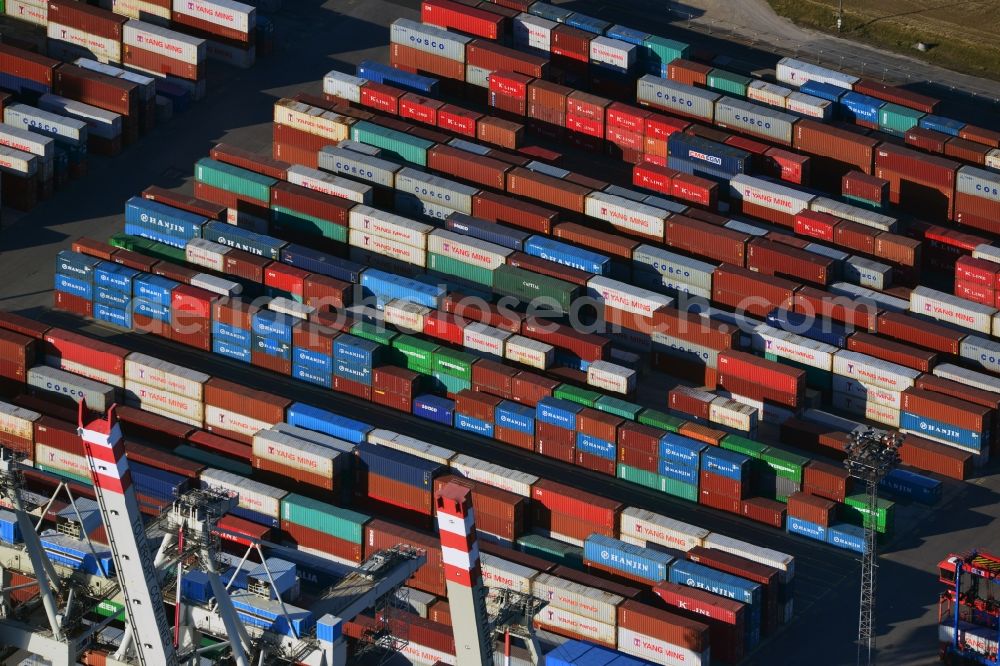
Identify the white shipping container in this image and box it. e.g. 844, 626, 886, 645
933, 363, 1000, 394
587, 360, 636, 395
367, 429, 455, 466
637, 76, 719, 121
703, 532, 795, 579
632, 245, 716, 291
938, 622, 1000, 657
123, 20, 205, 65
45, 357, 123, 389
348, 205, 432, 250
619, 507, 708, 552
124, 379, 204, 421
843, 256, 892, 291
0, 123, 53, 161
650, 331, 719, 369
504, 335, 554, 370
448, 454, 538, 497
200, 469, 284, 521
106, 0, 171, 22
47, 23, 121, 64
535, 606, 616, 647
785, 91, 832, 120
513, 13, 555, 51
38, 94, 122, 140
287, 164, 372, 205
0, 402, 40, 441
752, 325, 836, 371
130, 400, 203, 428
832, 349, 920, 392
384, 299, 430, 333
270, 424, 355, 456
323, 70, 365, 104
397, 642, 455, 666
204, 405, 276, 439
185, 238, 231, 272
266, 297, 313, 320
252, 430, 338, 477
972, 244, 1000, 264
617, 627, 707, 666
746, 80, 791, 108
463, 322, 511, 357
957, 165, 1000, 203
986, 149, 1000, 171
776, 57, 858, 89
585, 192, 668, 238
720, 390, 797, 425
829, 282, 907, 312
34, 443, 91, 480
709, 397, 757, 432
587, 276, 672, 317
318, 146, 400, 189
714, 97, 798, 144
959, 335, 1000, 375
171, 0, 254, 32
730, 174, 815, 214
910, 286, 996, 334
349, 230, 427, 267
427, 229, 511, 271
831, 391, 901, 427
589, 36, 635, 70
831, 375, 902, 410
6, 0, 48, 27
28, 366, 117, 410
274, 100, 351, 143
5, 103, 87, 145
190, 274, 241, 298
809, 197, 897, 232
531, 573, 623, 624
124, 353, 209, 401
481, 553, 538, 594
396, 168, 477, 216
465, 64, 491, 88
390, 18, 470, 62
0, 145, 37, 177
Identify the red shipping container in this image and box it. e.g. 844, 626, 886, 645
793, 210, 840, 242
489, 71, 532, 100
645, 113, 690, 140
535, 420, 576, 449
188, 430, 252, 462
54, 65, 138, 117
576, 408, 623, 443
506, 252, 591, 286
747, 238, 833, 285
905, 127, 948, 154
718, 351, 803, 399
390, 42, 466, 81
476, 116, 522, 150
607, 102, 649, 132
700, 469, 744, 500
334, 375, 371, 400
496, 423, 535, 450
213, 299, 258, 331
576, 451, 616, 476
915, 374, 1000, 411
763, 147, 809, 185
364, 472, 433, 515
365, 519, 444, 595
786, 492, 836, 526
619, 447, 658, 472
565, 91, 609, 121
632, 163, 676, 195
793, 286, 880, 332
618, 422, 661, 456
741, 497, 786, 528
140, 187, 224, 221
292, 322, 335, 357
471, 359, 519, 396
437, 104, 481, 137
534, 436, 575, 464
679, 423, 726, 447
550, 25, 591, 62
700, 489, 741, 513
605, 126, 643, 149
554, 224, 638, 261
71, 237, 116, 261
667, 215, 746, 264
899, 434, 971, 480
220, 249, 269, 284
422, 0, 503, 39
118, 409, 196, 449
264, 263, 308, 297
210, 144, 289, 181
123, 45, 200, 82
956, 255, 1000, 288
34, 416, 83, 456
282, 521, 361, 562
49, 0, 126, 40
802, 460, 851, 502
954, 280, 993, 305
832, 220, 880, 256
433, 474, 524, 541
794, 120, 878, 173
52, 291, 92, 318
531, 479, 622, 529
510, 372, 559, 407
302, 274, 350, 311
565, 113, 604, 138
204, 378, 289, 424
170, 7, 252, 43
853, 79, 938, 113
455, 389, 502, 422
468, 40, 546, 78
669, 386, 713, 421
668, 59, 712, 86
671, 173, 717, 208
442, 293, 522, 334
712, 265, 798, 317
360, 82, 404, 115
654, 582, 746, 664
0, 312, 50, 340
902, 387, 992, 432
399, 93, 443, 126
428, 146, 509, 190
960, 125, 1000, 149
0, 44, 59, 88
271, 181, 351, 226
423, 311, 466, 346
874, 233, 921, 268
521, 320, 607, 362
847, 332, 936, 372
0, 329, 35, 382
43, 329, 127, 377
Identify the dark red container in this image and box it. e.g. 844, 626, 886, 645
915, 374, 1000, 411
468, 40, 546, 77
535, 435, 575, 464
899, 434, 971, 480
550, 25, 591, 62
428, 145, 509, 190
847, 332, 936, 371
271, 181, 351, 226
506, 252, 590, 287
686, 545, 782, 633
960, 125, 1000, 149
334, 375, 372, 400
667, 214, 745, 264
576, 408, 623, 443
54, 64, 138, 117
901, 387, 992, 432
794, 120, 878, 173
875, 312, 963, 355
617, 422, 661, 456
495, 424, 534, 450
442, 293, 522, 334
510, 371, 558, 406
49, 0, 126, 40
0, 329, 34, 382
793, 210, 840, 242
875, 233, 921, 267
669, 386, 713, 420
123, 45, 200, 82
905, 127, 947, 154
668, 59, 712, 86
793, 285, 880, 331
576, 451, 616, 476
188, 430, 253, 462
455, 389, 502, 422
71, 237, 116, 261
802, 461, 851, 502
786, 492, 836, 526
747, 238, 833, 285
718, 350, 803, 405
365, 519, 444, 595
741, 497, 786, 528
0, 44, 59, 89
521, 320, 607, 362
477, 116, 523, 149
833, 220, 880, 255
471, 360, 519, 397
712, 265, 798, 317
841, 170, 889, 204
210, 143, 290, 181
423, 0, 504, 40
472, 190, 557, 234
223, 249, 271, 284
700, 488, 741, 513
0, 312, 50, 340
853, 79, 938, 113
763, 147, 810, 185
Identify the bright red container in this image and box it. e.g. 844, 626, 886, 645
763, 146, 809, 185
793, 210, 840, 242
632, 162, 676, 195
213, 299, 258, 331
423, 311, 466, 346
510, 372, 559, 407
718, 350, 804, 402
123, 45, 199, 81
802, 461, 851, 502
489, 71, 532, 99
645, 113, 690, 139
437, 104, 481, 137
550, 24, 591, 62
53, 291, 92, 318
607, 102, 649, 132
442, 293, 522, 333
521, 320, 607, 362
671, 173, 717, 208
531, 479, 623, 529
786, 492, 836, 526
399, 93, 443, 125
422, 0, 503, 39
847, 332, 936, 372
264, 263, 308, 297
360, 82, 405, 115
43, 328, 127, 377
565, 113, 603, 138
282, 520, 361, 561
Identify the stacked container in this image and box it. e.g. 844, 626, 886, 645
699, 447, 752, 515
123, 352, 208, 428
617, 599, 711, 666
47, 1, 126, 64
786, 491, 837, 542
389, 18, 470, 82
54, 250, 100, 318
658, 432, 705, 502
92, 261, 139, 330
531, 572, 623, 647
669, 558, 761, 650
123, 20, 206, 82
170, 0, 256, 68
532, 478, 621, 545
0, 123, 54, 200
356, 439, 444, 522
954, 166, 1000, 235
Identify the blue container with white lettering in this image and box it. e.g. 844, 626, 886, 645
212, 321, 251, 347
659, 459, 699, 484
669, 559, 761, 644
536, 397, 584, 430
94, 303, 132, 329
281, 244, 363, 283
919, 115, 965, 137
840, 92, 884, 124
879, 468, 942, 505
251, 310, 294, 345
55, 250, 100, 281
659, 433, 707, 466
252, 334, 292, 360
826, 523, 868, 553
360, 269, 444, 309
584, 534, 673, 582
204, 221, 286, 260
356, 60, 439, 95
447, 213, 529, 252
766, 309, 849, 347
213, 338, 252, 363
95, 286, 130, 309
456, 413, 494, 438
606, 25, 649, 46
286, 403, 372, 443
524, 236, 610, 275
413, 395, 455, 426
94, 262, 140, 294
293, 364, 333, 388
55, 274, 93, 300
293, 348, 333, 373
334, 360, 372, 385
133, 299, 170, 323
900, 412, 983, 450
133, 274, 178, 307
800, 80, 846, 104
356, 442, 443, 489
565, 13, 611, 34
576, 433, 616, 460
701, 448, 751, 481
668, 133, 749, 180
787, 516, 827, 541
125, 197, 208, 248
495, 401, 535, 435
334, 334, 382, 366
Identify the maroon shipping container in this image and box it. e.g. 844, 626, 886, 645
441, 293, 522, 333
531, 479, 622, 529
495, 424, 534, 450
833, 220, 880, 256
686, 545, 782, 632
668, 386, 713, 421
793, 120, 878, 173
283, 521, 362, 562
802, 460, 851, 502
786, 492, 836, 526
471, 359, 519, 397
124, 439, 202, 478
472, 190, 557, 234
72, 237, 117, 261
428, 599, 451, 626
188, 430, 252, 462
550, 24, 591, 62
901, 387, 992, 432
365, 519, 445, 595
335, 375, 372, 400
699, 488, 741, 513
534, 436, 576, 464
54, 65, 138, 117
853, 79, 938, 112
170, 8, 252, 43
960, 125, 1000, 149
654, 582, 747, 664
718, 350, 803, 405
467, 40, 547, 78
899, 434, 971, 480
875, 233, 921, 267
876, 144, 958, 205
52, 291, 92, 318
223, 249, 271, 284
915, 374, 1000, 411
741, 497, 786, 528
506, 252, 591, 287
529, 79, 570, 113
667, 215, 746, 265
363, 472, 433, 515
747, 238, 833, 285
510, 371, 559, 406
0, 44, 59, 89
577, 451, 616, 476
391, 42, 466, 81
204, 377, 289, 424
712, 265, 798, 317
408, 124, 454, 146
455, 389, 503, 422
846, 332, 936, 372
35, 416, 83, 456
433, 474, 525, 541
576, 408, 623, 443
0, 312, 51, 340
700, 470, 744, 500
477, 116, 523, 150
535, 420, 575, 449
619, 446, 657, 472
123, 45, 200, 82
372, 366, 421, 408
668, 59, 712, 86
427, 145, 509, 190
874, 312, 962, 355
521, 320, 607, 361
49, 0, 126, 40
270, 181, 351, 225
210, 143, 290, 180
955, 192, 1000, 234
617, 422, 661, 456
555, 564, 642, 600
842, 171, 889, 204
532, 503, 613, 540
905, 127, 948, 154
0, 329, 34, 382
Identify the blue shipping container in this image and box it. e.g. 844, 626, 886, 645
668, 133, 750, 176
827, 523, 868, 553
95, 286, 130, 309
55, 250, 100, 280
524, 236, 610, 275
293, 348, 333, 373
356, 442, 443, 489
334, 360, 372, 385
546, 641, 653, 666
204, 221, 286, 260
919, 115, 965, 137
659, 458, 699, 484
669, 559, 762, 606
787, 516, 827, 540
133, 299, 171, 323
565, 13, 611, 34
281, 244, 363, 283
606, 25, 649, 46
356, 60, 439, 95
133, 274, 178, 307
659, 433, 706, 466
536, 397, 584, 430
125, 197, 208, 247
360, 269, 444, 309
766, 309, 849, 347
293, 364, 333, 388
879, 468, 942, 505
334, 334, 382, 366
213, 338, 252, 363
800, 80, 846, 104
94, 262, 140, 293
286, 403, 372, 443
251, 310, 294, 344
0, 510, 21, 543
495, 401, 535, 434
316, 615, 343, 644
900, 412, 983, 450
840, 92, 884, 124
131, 461, 189, 500
456, 413, 494, 438
447, 213, 530, 252
213, 321, 252, 347
700, 448, 751, 481
55, 274, 93, 300
584, 534, 673, 582
253, 334, 292, 360
576, 433, 616, 460
94, 304, 132, 329
413, 395, 455, 426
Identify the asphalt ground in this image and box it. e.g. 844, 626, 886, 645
0, 1, 999, 664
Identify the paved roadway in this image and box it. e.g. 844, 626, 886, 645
0, 0, 998, 664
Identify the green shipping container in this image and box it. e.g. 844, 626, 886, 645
878, 103, 924, 137
351, 321, 397, 347
842, 194, 885, 211
428, 252, 494, 287
272, 207, 348, 243
661, 477, 699, 502
174, 445, 253, 477
110, 235, 188, 264
638, 409, 684, 433
492, 265, 578, 314
595, 396, 643, 421
554, 384, 602, 408
643, 36, 689, 68
843, 495, 895, 533
516, 534, 584, 569
36, 465, 91, 487
96, 600, 126, 620
351, 121, 433, 166
761, 447, 810, 483
618, 463, 661, 490
433, 371, 471, 394
721, 434, 769, 460
434, 349, 477, 380
708, 69, 752, 97
393, 335, 438, 372
281, 494, 370, 543
195, 158, 276, 203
